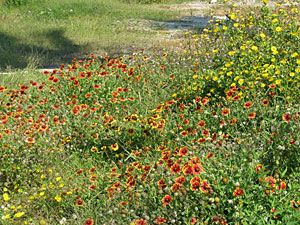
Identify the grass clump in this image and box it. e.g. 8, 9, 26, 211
0, 0, 300, 224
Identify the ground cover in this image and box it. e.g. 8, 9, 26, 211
1, 0, 300, 224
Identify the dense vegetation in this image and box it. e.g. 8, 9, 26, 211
1, 1, 300, 224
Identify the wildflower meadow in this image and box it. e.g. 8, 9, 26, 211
1, 0, 300, 224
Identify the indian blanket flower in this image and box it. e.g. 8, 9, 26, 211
25, 137, 35, 144
200, 180, 211, 193
233, 187, 245, 197
89, 174, 97, 182
190, 181, 200, 191
161, 195, 172, 207
282, 113, 292, 123
157, 179, 167, 189
255, 164, 263, 173
221, 108, 231, 116
75, 198, 84, 206
190, 217, 197, 225
91, 146, 98, 152
265, 176, 276, 188
89, 184, 97, 190
244, 101, 253, 109
202, 129, 210, 137
0, 86, 6, 92
171, 183, 182, 192
134, 219, 147, 225
190, 176, 200, 184
261, 99, 269, 106
110, 143, 119, 151
277, 181, 287, 190
192, 164, 203, 175
183, 164, 193, 175
84, 218, 94, 225
170, 163, 181, 174
181, 130, 188, 137
201, 97, 209, 106
154, 217, 167, 224
248, 112, 256, 119
175, 176, 186, 184
179, 147, 188, 156
206, 152, 214, 159
198, 120, 206, 127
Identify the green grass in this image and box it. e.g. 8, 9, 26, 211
0, 0, 185, 71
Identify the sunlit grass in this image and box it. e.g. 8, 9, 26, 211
0, 0, 183, 70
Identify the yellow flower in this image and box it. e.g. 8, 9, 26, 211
275, 27, 282, 32
240, 45, 246, 51
262, 0, 269, 4
280, 59, 286, 64
14, 212, 25, 218
192, 75, 198, 79
3, 214, 11, 220
291, 52, 299, 58
3, 193, 10, 201
91, 146, 98, 152
214, 27, 220, 33
229, 13, 236, 20
289, 72, 295, 77
251, 46, 258, 51
272, 18, 278, 23
226, 71, 233, 76
271, 46, 277, 52
111, 143, 119, 151
225, 62, 232, 67
39, 192, 45, 196
260, 33, 266, 39
238, 79, 244, 85
275, 80, 281, 85
228, 51, 235, 56
54, 195, 62, 202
